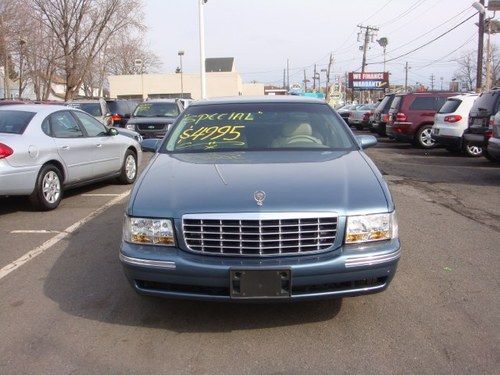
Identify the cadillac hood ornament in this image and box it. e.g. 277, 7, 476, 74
254, 191, 266, 206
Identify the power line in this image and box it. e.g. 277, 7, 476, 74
358, 0, 396, 24
367, 12, 477, 66
378, 0, 428, 27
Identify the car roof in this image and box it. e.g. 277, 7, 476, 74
0, 104, 73, 115
396, 92, 459, 97
190, 96, 327, 107
144, 99, 178, 103
68, 99, 102, 103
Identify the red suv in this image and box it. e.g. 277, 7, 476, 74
386, 92, 458, 148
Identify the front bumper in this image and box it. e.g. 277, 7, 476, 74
120, 239, 401, 302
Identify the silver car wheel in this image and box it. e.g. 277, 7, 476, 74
42, 171, 61, 204
466, 144, 482, 156
125, 154, 137, 180
420, 128, 435, 147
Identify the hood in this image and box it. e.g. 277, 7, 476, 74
127, 116, 177, 124
128, 151, 390, 218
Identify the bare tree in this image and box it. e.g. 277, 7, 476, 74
454, 45, 500, 90
32, 0, 145, 100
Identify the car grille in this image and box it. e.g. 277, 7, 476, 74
136, 123, 167, 131
182, 213, 338, 256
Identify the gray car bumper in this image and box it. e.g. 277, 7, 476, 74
120, 239, 401, 302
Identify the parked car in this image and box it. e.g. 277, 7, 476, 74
486, 111, 500, 162
66, 99, 113, 126
120, 96, 400, 302
106, 99, 139, 127
349, 103, 377, 130
126, 99, 183, 138
337, 104, 360, 125
463, 88, 500, 161
431, 93, 480, 156
386, 92, 457, 148
0, 100, 28, 106
0, 105, 141, 210
372, 93, 395, 136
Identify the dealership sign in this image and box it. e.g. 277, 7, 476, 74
348, 72, 389, 91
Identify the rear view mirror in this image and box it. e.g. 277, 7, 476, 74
141, 138, 160, 152
108, 127, 118, 136
356, 135, 377, 149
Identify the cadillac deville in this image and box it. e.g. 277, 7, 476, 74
120, 96, 400, 301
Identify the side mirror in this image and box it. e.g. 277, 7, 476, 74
108, 127, 119, 136
356, 135, 377, 149
141, 138, 160, 152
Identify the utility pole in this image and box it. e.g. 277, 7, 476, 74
286, 58, 290, 91
476, 0, 485, 91
303, 69, 308, 92
325, 53, 333, 102
358, 25, 379, 102
404, 62, 410, 91
282, 69, 286, 89
313, 64, 317, 91
485, 18, 493, 90
430, 74, 435, 91
198, 0, 207, 99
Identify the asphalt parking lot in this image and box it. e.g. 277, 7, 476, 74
0, 134, 499, 374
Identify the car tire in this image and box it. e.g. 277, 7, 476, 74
483, 150, 499, 162
415, 125, 436, 149
29, 164, 63, 211
463, 142, 483, 157
118, 150, 137, 184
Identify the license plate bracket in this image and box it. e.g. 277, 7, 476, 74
230, 269, 291, 299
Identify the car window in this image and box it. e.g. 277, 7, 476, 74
133, 102, 180, 117
435, 97, 447, 111
41, 117, 51, 136
409, 97, 435, 110
0, 110, 35, 134
389, 96, 402, 112
164, 103, 355, 153
73, 111, 108, 137
50, 111, 84, 138
469, 91, 499, 116
67, 102, 102, 117
438, 99, 461, 114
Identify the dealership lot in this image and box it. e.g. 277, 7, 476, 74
0, 136, 499, 374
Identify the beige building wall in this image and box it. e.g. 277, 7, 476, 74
108, 72, 264, 100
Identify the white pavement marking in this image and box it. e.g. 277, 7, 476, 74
10, 230, 62, 234
0, 191, 129, 281
81, 193, 122, 197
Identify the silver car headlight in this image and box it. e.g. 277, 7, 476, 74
126, 124, 136, 131
345, 211, 398, 244
123, 216, 175, 246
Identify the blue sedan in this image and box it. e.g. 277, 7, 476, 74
120, 96, 400, 302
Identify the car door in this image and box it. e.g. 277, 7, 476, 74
72, 110, 123, 176
49, 110, 95, 183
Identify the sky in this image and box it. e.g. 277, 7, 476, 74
144, 0, 491, 88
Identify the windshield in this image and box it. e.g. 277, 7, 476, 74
469, 92, 499, 117
0, 110, 36, 134
133, 102, 179, 117
68, 103, 102, 117
164, 103, 355, 153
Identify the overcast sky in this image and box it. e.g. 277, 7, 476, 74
144, 0, 490, 88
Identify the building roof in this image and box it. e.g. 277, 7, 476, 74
191, 95, 326, 106
205, 58, 234, 72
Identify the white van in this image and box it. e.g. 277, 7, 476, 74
431, 93, 480, 157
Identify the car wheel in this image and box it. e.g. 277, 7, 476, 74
463, 142, 483, 157
29, 164, 63, 211
416, 125, 436, 149
118, 150, 137, 184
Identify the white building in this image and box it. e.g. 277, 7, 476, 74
108, 58, 264, 100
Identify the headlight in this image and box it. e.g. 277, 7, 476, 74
123, 217, 175, 246
126, 124, 136, 130
345, 212, 398, 244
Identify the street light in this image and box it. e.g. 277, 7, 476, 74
198, 0, 207, 99
178, 50, 185, 98
134, 58, 144, 99
18, 38, 26, 99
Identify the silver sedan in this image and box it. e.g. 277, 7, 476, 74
0, 105, 142, 210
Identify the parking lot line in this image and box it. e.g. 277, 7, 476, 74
10, 230, 62, 234
81, 193, 122, 197
0, 191, 129, 281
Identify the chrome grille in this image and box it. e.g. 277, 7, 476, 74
182, 213, 337, 256
137, 123, 167, 130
